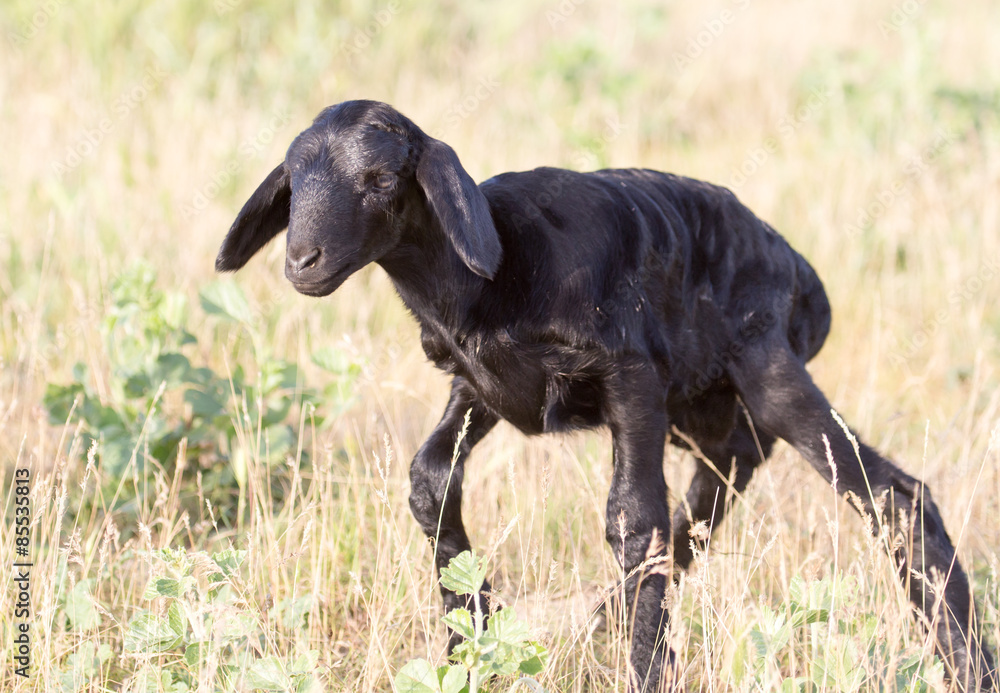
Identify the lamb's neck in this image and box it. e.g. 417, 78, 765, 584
377, 237, 482, 330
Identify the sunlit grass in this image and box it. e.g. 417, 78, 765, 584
1, 0, 999, 690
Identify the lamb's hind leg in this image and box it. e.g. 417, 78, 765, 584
671, 414, 775, 571
731, 343, 996, 690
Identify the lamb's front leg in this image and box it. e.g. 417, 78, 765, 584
604, 365, 676, 692
408, 376, 498, 646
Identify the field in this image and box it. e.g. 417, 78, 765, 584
2, 0, 999, 690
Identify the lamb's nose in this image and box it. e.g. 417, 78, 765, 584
288, 247, 321, 274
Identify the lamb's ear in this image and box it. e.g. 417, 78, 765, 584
416, 138, 502, 280
215, 163, 291, 272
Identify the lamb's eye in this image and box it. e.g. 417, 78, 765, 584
372, 173, 395, 190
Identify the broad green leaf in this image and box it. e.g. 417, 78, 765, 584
478, 608, 541, 679
788, 574, 806, 606
166, 602, 185, 642
62, 640, 112, 681
290, 649, 320, 674
153, 352, 192, 387
96, 642, 114, 664
482, 607, 530, 647
125, 666, 179, 693
323, 384, 360, 416
184, 387, 227, 419
450, 640, 481, 674
261, 359, 299, 394
212, 609, 259, 643
65, 579, 100, 630
143, 575, 196, 600
184, 641, 209, 667
780, 677, 809, 693
208, 549, 247, 596
789, 608, 829, 629
440, 551, 487, 597
311, 347, 361, 376
263, 424, 296, 461
788, 574, 836, 613
100, 429, 139, 478
185, 366, 216, 386
152, 547, 192, 571
261, 394, 294, 427
770, 621, 791, 653
211, 548, 247, 577
479, 649, 519, 679
441, 608, 475, 641
294, 674, 325, 693
123, 605, 185, 652
809, 654, 836, 688
124, 372, 154, 398
280, 594, 315, 631
72, 361, 89, 383
731, 632, 750, 684
246, 656, 292, 691
162, 291, 188, 329
43, 381, 85, 423
517, 643, 548, 677
200, 281, 253, 323
747, 629, 768, 660
439, 664, 468, 693
394, 658, 441, 693
81, 396, 122, 431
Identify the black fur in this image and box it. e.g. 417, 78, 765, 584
217, 100, 995, 691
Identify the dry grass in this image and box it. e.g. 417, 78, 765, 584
1, 0, 999, 690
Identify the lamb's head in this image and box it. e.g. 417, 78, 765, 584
215, 100, 501, 296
